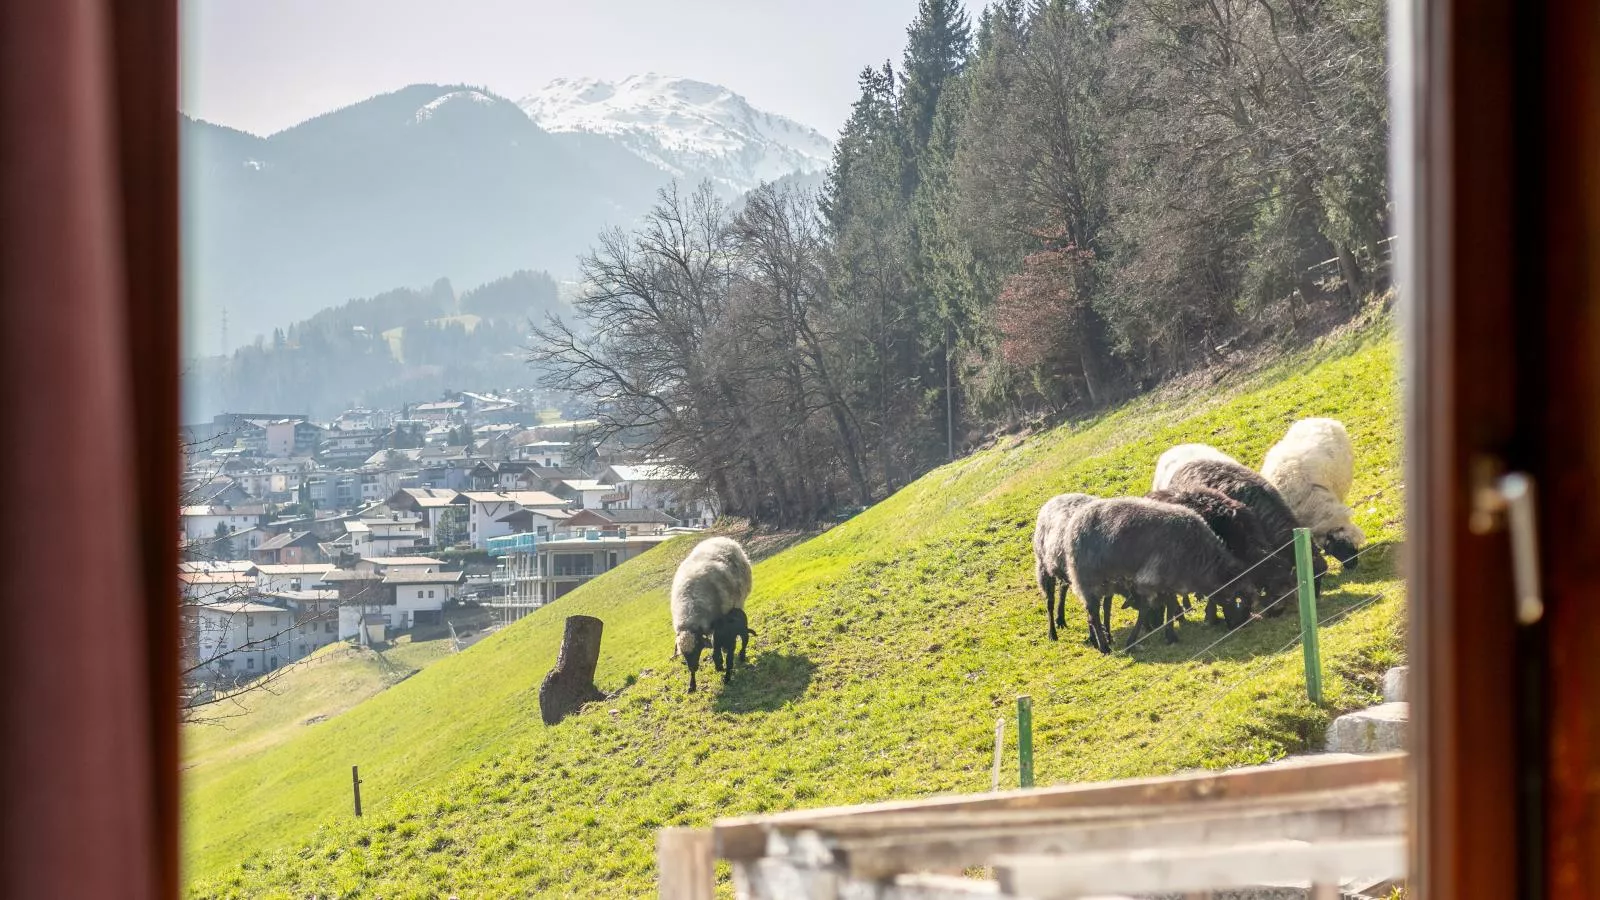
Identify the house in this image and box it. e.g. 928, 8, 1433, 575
261, 589, 342, 659
386, 487, 461, 545
177, 565, 254, 604
554, 479, 614, 509
601, 463, 717, 527
531, 532, 675, 602
181, 475, 251, 507
418, 453, 476, 491
264, 419, 324, 458
318, 429, 393, 468
188, 600, 296, 682
514, 440, 569, 467
470, 461, 500, 491
381, 569, 463, 629
333, 408, 388, 432
455, 489, 570, 549
179, 503, 268, 543
248, 563, 334, 594
569, 507, 680, 532
345, 515, 423, 558
495, 506, 577, 540
411, 400, 465, 424
250, 530, 326, 566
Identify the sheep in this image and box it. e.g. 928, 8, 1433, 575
1261, 417, 1366, 568
711, 607, 756, 682
670, 536, 753, 693
1151, 443, 1242, 492
1064, 498, 1262, 653
1147, 487, 1282, 624
1163, 457, 1329, 614
1032, 492, 1099, 641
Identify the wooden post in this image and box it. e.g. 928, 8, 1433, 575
351, 765, 362, 817
1017, 696, 1035, 789
538, 615, 606, 725
1294, 528, 1324, 704
657, 827, 714, 900
991, 717, 1005, 792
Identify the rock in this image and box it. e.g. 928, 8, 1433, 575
1382, 666, 1409, 703
1326, 702, 1409, 754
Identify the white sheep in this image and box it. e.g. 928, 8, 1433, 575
670, 536, 753, 693
1260, 418, 1366, 567
1151, 443, 1242, 492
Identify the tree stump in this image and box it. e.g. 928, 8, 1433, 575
538, 615, 606, 725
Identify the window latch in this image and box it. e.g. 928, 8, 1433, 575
1470, 457, 1544, 625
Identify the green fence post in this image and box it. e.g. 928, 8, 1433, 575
1017, 696, 1034, 788
1294, 527, 1323, 704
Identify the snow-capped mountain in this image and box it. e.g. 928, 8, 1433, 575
519, 74, 833, 195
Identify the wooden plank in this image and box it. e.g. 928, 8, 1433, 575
713, 753, 1404, 859
835, 787, 1403, 879
658, 827, 715, 900
992, 837, 1405, 898
799, 783, 1404, 841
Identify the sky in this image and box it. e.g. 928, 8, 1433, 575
180, 0, 964, 138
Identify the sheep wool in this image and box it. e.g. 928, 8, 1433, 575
1032, 492, 1098, 641
1151, 443, 1242, 492
670, 536, 753, 692
1261, 417, 1366, 565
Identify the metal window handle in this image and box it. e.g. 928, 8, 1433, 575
1497, 472, 1545, 625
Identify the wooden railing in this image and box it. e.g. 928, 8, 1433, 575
658, 753, 1407, 900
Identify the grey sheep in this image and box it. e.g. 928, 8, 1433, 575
1032, 492, 1098, 641
1147, 486, 1287, 624
1065, 498, 1262, 653
670, 536, 753, 693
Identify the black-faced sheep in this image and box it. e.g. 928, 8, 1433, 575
1032, 492, 1098, 641
1261, 417, 1366, 568
670, 536, 753, 693
1146, 487, 1284, 624
1163, 456, 1329, 613
1065, 498, 1262, 653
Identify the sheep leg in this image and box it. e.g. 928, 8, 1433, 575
1163, 596, 1181, 643
1099, 595, 1115, 654
1124, 595, 1148, 650
1046, 583, 1059, 642
1055, 584, 1069, 629
737, 628, 750, 664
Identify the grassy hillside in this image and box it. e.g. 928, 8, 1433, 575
186, 324, 1405, 898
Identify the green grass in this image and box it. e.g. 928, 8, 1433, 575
185, 324, 1405, 898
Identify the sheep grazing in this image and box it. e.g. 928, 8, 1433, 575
670, 537, 753, 693
1065, 498, 1261, 653
1146, 487, 1281, 624
1032, 493, 1098, 641
1261, 417, 1366, 568
1151, 443, 1242, 492
1163, 457, 1329, 613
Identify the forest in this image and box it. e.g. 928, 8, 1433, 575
186, 269, 563, 419
534, 0, 1389, 527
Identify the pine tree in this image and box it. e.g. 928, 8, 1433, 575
899, 0, 973, 165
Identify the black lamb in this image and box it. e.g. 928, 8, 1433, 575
1146, 486, 1288, 624
1065, 498, 1262, 653
710, 607, 756, 684
1163, 459, 1329, 615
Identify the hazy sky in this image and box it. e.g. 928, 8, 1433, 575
181, 0, 963, 138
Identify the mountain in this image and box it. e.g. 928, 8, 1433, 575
182, 84, 670, 356
518, 74, 833, 196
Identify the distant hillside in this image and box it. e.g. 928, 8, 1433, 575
182, 269, 563, 420
182, 80, 835, 358
181, 84, 668, 356
185, 326, 1405, 897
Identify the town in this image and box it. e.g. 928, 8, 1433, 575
178, 390, 715, 689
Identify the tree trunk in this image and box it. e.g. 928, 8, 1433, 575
538, 615, 606, 726
1074, 299, 1115, 407
1336, 243, 1368, 307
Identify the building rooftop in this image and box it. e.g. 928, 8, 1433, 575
247, 564, 334, 577
360, 555, 443, 567
457, 490, 568, 507
381, 570, 465, 586
537, 534, 676, 549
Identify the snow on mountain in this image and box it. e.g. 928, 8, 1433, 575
518, 74, 833, 195
413, 88, 499, 123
